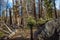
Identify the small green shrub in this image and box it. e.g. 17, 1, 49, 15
45, 16, 53, 21
37, 17, 53, 25
37, 18, 46, 25
27, 16, 36, 27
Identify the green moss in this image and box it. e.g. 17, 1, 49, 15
37, 18, 46, 25
27, 16, 53, 27
37, 17, 53, 25
0, 31, 4, 37
45, 16, 53, 21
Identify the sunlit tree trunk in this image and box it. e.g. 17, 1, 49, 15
22, 0, 27, 17
26, 0, 29, 17
14, 6, 18, 25
38, 0, 43, 18
20, 0, 27, 26
15, 0, 19, 25
20, 0, 24, 25
12, 0, 14, 24
30, 0, 36, 19
13, 0, 20, 26
2, 10, 6, 22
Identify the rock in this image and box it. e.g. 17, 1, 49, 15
34, 18, 60, 40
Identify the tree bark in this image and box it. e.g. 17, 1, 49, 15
33, 0, 36, 19
20, 0, 24, 25
9, 8, 12, 25
38, 0, 43, 18
53, 0, 57, 18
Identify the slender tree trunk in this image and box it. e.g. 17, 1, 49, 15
15, 0, 18, 25
26, 0, 29, 17
12, 0, 14, 24
13, 0, 19, 25
29, 1, 36, 40
0, 0, 2, 17
5, 0, 8, 23
30, 26, 33, 40
30, 0, 36, 19
9, 8, 12, 25
38, 0, 43, 18
33, 0, 36, 19
40, 0, 43, 18
53, 0, 57, 18
38, 0, 41, 18
20, 0, 24, 25
0, 0, 1, 17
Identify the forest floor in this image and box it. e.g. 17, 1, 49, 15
0, 28, 37, 40
12, 28, 37, 38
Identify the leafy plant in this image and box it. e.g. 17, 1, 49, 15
27, 16, 36, 27
45, 16, 53, 21
37, 18, 46, 25
27, 16, 36, 40
37, 17, 53, 25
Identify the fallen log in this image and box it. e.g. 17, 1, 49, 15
0, 28, 10, 34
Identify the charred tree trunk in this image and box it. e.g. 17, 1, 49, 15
9, 8, 12, 25
5, 0, 8, 23
30, 26, 33, 40
34, 0, 36, 19
33, 0, 36, 19
38, 0, 41, 18
53, 0, 57, 18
